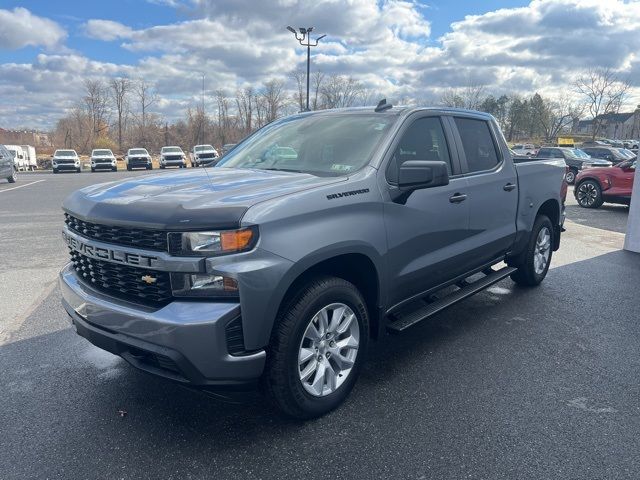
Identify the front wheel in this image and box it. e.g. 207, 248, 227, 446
511, 215, 553, 287
76, 167, 81, 173
264, 276, 369, 419
565, 169, 577, 185
576, 180, 603, 208
7, 168, 17, 183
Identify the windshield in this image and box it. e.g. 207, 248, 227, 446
56, 150, 76, 156
93, 150, 112, 156
195, 145, 214, 151
618, 148, 636, 159
163, 147, 182, 153
129, 149, 148, 155
569, 148, 590, 159
217, 113, 396, 176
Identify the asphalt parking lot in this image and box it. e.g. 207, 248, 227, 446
1, 170, 639, 479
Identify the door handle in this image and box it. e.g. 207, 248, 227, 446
503, 183, 517, 192
449, 193, 467, 203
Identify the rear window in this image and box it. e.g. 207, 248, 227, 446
454, 118, 500, 173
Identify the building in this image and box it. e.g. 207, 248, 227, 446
573, 106, 640, 139
0, 128, 51, 147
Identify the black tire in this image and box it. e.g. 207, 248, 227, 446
112, 167, 117, 172
510, 215, 553, 287
160, 165, 165, 169
264, 276, 369, 419
53, 168, 58, 174
76, 167, 81, 173
565, 168, 577, 185
147, 165, 152, 170
7, 168, 17, 183
127, 165, 132, 171
91, 167, 95, 172
575, 179, 604, 209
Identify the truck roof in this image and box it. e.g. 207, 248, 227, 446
290, 105, 495, 121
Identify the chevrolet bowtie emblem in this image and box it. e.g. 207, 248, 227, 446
141, 275, 157, 284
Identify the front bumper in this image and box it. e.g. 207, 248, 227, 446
54, 162, 79, 170
59, 263, 266, 386
92, 162, 116, 170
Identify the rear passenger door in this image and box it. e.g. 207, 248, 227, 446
449, 116, 518, 267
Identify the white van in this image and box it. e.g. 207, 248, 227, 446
4, 145, 26, 170
20, 145, 37, 171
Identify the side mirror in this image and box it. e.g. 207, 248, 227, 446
398, 160, 449, 191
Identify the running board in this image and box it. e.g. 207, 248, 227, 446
386, 266, 517, 333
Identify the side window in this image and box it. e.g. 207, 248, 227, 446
454, 117, 500, 173
387, 117, 453, 183
538, 148, 550, 157
551, 149, 563, 158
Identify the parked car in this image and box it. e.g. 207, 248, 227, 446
125, 148, 153, 170
20, 145, 37, 171
623, 140, 639, 150
4, 145, 26, 170
52, 149, 81, 173
159, 146, 187, 169
0, 144, 17, 183
90, 149, 117, 172
59, 106, 567, 419
190, 144, 219, 167
221, 143, 237, 155
536, 147, 611, 184
580, 146, 632, 164
574, 159, 636, 208
511, 143, 537, 156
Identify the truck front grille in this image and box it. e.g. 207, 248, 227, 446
69, 249, 172, 306
164, 155, 183, 161
65, 213, 168, 251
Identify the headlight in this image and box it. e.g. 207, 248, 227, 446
168, 227, 258, 256
170, 273, 238, 298
52, 161, 57, 166
75, 161, 80, 166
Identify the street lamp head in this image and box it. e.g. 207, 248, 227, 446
316, 34, 326, 41
286, 26, 296, 34
299, 27, 307, 34
307, 26, 314, 33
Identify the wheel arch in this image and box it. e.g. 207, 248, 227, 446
271, 250, 383, 343
536, 198, 561, 251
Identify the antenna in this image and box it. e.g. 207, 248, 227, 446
375, 98, 392, 112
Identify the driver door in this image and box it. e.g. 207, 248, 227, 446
382, 114, 470, 308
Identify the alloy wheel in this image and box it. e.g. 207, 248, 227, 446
298, 303, 360, 397
577, 182, 598, 207
533, 226, 551, 275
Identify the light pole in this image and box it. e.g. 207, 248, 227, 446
286, 26, 326, 111
201, 72, 205, 145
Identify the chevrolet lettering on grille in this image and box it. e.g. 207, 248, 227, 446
62, 230, 159, 267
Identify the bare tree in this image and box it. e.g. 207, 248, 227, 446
440, 82, 486, 110
320, 75, 364, 109
110, 77, 131, 152
311, 71, 325, 110
260, 79, 287, 123
291, 71, 306, 112
574, 68, 630, 140
236, 87, 255, 134
529, 93, 583, 142
133, 79, 158, 147
83, 79, 110, 144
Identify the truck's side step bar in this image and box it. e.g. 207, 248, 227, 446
386, 266, 517, 333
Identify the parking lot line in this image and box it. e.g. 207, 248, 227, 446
0, 179, 46, 193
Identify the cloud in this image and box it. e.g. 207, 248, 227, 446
3, 0, 640, 130
84, 19, 133, 41
0, 7, 67, 50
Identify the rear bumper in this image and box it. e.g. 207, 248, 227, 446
59, 263, 266, 386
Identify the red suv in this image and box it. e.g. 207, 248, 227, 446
574, 159, 636, 208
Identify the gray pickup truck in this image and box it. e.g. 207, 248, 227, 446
59, 106, 567, 418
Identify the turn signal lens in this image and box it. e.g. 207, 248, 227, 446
220, 229, 254, 252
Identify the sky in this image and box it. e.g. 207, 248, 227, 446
1, 0, 639, 130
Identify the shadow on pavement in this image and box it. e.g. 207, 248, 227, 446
1, 250, 639, 479
565, 203, 629, 233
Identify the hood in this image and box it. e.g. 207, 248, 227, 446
63, 167, 345, 230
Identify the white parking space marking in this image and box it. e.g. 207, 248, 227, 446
0, 179, 46, 193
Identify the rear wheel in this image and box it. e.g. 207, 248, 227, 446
265, 276, 369, 419
576, 180, 603, 208
7, 168, 17, 183
511, 215, 553, 287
